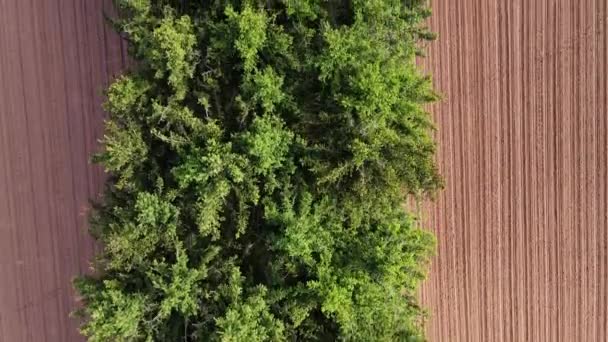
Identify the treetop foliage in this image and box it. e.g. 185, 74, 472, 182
75, 0, 442, 341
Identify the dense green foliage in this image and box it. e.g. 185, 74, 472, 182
75, 0, 442, 340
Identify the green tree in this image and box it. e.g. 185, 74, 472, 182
75, 0, 442, 341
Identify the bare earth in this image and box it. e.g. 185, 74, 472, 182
0, 0, 606, 341
0, 0, 127, 341
419, 1, 608, 341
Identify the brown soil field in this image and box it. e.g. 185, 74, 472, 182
419, 1, 608, 341
0, 0, 127, 340
0, 0, 606, 341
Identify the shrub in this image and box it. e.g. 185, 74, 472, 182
75, 0, 442, 341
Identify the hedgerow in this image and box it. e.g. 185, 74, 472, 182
75, 1, 442, 341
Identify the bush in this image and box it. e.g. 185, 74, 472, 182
75, 0, 442, 341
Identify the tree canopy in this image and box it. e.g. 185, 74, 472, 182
75, 0, 442, 341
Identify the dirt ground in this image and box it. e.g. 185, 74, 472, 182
0, 0, 606, 341
419, 1, 608, 341
0, 0, 127, 340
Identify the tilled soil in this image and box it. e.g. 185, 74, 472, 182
419, 1, 608, 341
0, 0, 127, 340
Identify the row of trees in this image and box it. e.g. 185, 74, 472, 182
75, 0, 442, 340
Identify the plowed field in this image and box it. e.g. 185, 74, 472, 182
0, 0, 126, 340
419, 1, 608, 341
